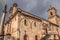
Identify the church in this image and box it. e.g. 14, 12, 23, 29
0, 3, 60, 40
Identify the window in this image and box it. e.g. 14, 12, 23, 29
24, 20, 27, 26
35, 35, 38, 40
42, 23, 47, 30
42, 23, 48, 34
17, 38, 19, 40
7, 24, 10, 33
34, 22, 36, 27
50, 12, 53, 15
24, 34, 27, 40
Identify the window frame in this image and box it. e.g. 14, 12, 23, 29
24, 34, 27, 40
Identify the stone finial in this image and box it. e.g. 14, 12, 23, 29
3, 4, 7, 13
13, 3, 18, 7
4, 4, 7, 11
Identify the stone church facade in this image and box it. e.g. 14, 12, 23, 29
3, 3, 60, 40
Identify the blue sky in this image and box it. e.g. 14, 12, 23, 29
0, 0, 60, 21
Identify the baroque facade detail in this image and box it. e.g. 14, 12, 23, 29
0, 3, 60, 40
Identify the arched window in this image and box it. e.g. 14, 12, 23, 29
42, 23, 48, 34
59, 36, 60, 40
54, 34, 56, 40
24, 20, 27, 26
35, 35, 38, 40
50, 12, 53, 16
24, 34, 27, 40
42, 23, 47, 30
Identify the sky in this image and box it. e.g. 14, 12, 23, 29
0, 0, 60, 22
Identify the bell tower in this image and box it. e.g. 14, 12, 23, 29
48, 5, 58, 24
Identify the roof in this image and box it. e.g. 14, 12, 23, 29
18, 8, 59, 27
5, 8, 59, 27
48, 5, 57, 11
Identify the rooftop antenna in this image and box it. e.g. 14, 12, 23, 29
0, 4, 7, 40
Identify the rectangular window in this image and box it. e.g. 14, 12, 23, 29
35, 35, 38, 40
24, 34, 27, 40
24, 20, 27, 26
